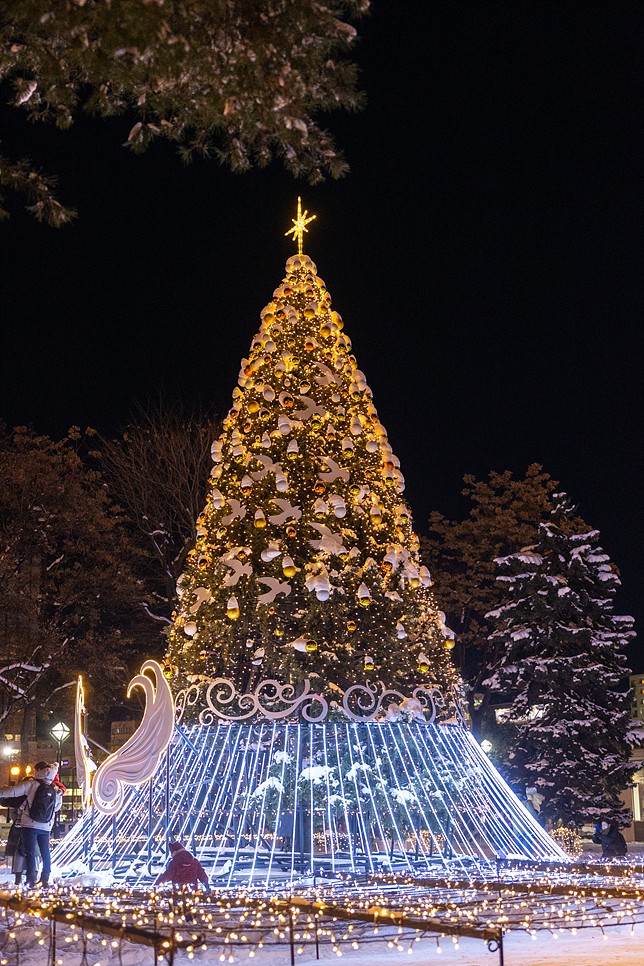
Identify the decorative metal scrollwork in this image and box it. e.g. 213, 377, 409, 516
341, 680, 442, 723
175, 677, 328, 725
175, 676, 446, 725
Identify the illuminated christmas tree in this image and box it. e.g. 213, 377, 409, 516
166, 200, 458, 698
54, 204, 566, 885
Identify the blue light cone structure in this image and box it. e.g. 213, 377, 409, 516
53, 720, 565, 884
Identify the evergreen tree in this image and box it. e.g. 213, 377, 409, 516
0, 0, 368, 224
484, 493, 635, 827
423, 465, 588, 732
167, 223, 457, 699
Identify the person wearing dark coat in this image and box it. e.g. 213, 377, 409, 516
592, 821, 628, 859
155, 841, 209, 889
0, 796, 36, 885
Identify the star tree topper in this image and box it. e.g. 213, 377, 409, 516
285, 196, 316, 254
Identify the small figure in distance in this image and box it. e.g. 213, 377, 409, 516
524, 786, 545, 824
592, 820, 628, 860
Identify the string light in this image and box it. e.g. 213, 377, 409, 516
53, 717, 565, 886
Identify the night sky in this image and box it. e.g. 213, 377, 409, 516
1, 5, 642, 662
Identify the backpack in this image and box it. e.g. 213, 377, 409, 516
27, 780, 57, 824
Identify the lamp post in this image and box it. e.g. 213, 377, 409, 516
50, 721, 70, 833
51, 721, 70, 762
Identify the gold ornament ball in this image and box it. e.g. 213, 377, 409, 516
444, 636, 456, 650
226, 599, 240, 620
347, 620, 357, 633
282, 557, 297, 578
162, 662, 177, 680
305, 639, 318, 653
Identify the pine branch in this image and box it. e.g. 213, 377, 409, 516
0, 155, 76, 226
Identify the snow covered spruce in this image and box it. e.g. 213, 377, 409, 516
484, 493, 636, 828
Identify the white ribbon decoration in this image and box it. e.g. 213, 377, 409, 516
74, 675, 96, 811
92, 660, 175, 816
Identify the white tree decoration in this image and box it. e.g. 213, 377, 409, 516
74, 675, 96, 811
92, 660, 175, 816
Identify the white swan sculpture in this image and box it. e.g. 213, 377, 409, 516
92, 660, 175, 816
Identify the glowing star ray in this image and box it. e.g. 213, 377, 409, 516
285, 196, 316, 254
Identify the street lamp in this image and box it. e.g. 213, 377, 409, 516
480, 739, 493, 755
50, 721, 70, 832
51, 721, 70, 761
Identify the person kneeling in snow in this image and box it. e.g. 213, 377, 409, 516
592, 821, 627, 860
155, 841, 209, 890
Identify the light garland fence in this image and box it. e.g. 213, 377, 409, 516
0, 887, 506, 966
4, 874, 644, 966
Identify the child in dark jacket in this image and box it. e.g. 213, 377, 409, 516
592, 822, 627, 859
155, 841, 209, 889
